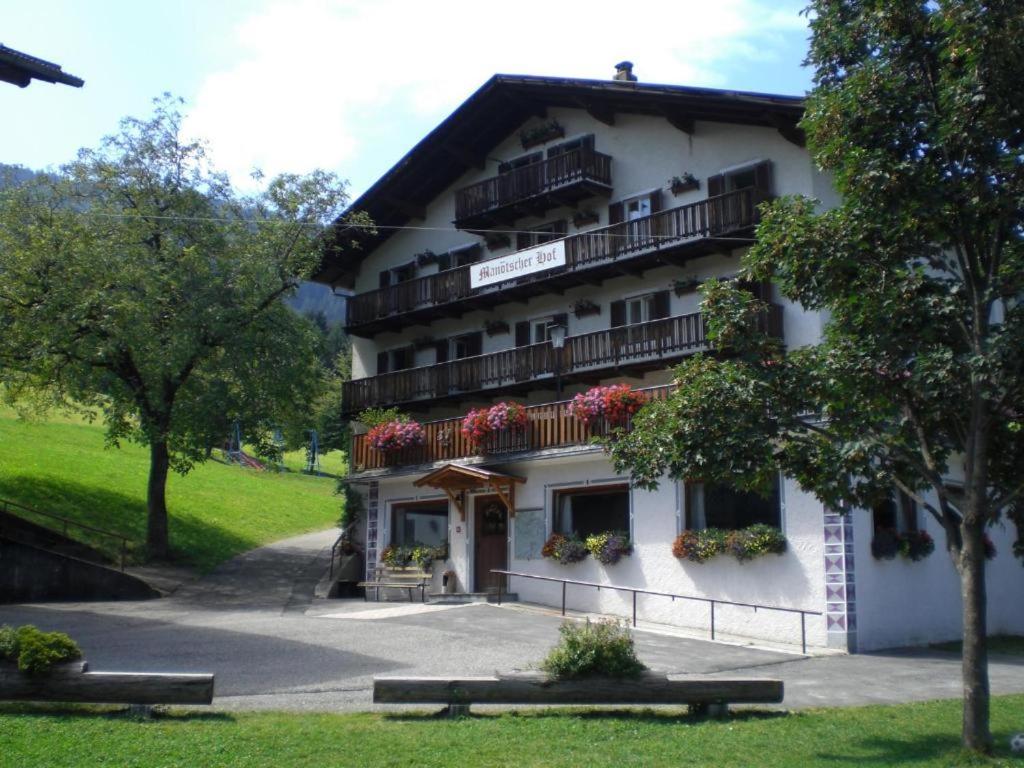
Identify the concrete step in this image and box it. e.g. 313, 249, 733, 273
427, 592, 518, 605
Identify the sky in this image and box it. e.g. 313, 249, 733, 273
1, 0, 813, 199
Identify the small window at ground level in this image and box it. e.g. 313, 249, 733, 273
392, 501, 448, 547
686, 477, 780, 530
872, 491, 917, 533
553, 485, 630, 538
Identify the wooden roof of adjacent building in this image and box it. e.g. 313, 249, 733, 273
315, 73, 805, 288
0, 44, 84, 89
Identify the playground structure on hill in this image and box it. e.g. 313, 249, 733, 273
223, 421, 266, 471
305, 429, 321, 474
222, 422, 327, 474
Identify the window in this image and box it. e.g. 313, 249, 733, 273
450, 332, 482, 360
516, 313, 567, 348
546, 134, 595, 159
686, 477, 781, 530
872, 491, 917, 533
498, 151, 542, 174
392, 501, 448, 547
608, 190, 663, 248
610, 291, 670, 345
553, 485, 630, 538
707, 160, 772, 198
376, 346, 415, 374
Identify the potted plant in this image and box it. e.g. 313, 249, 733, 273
461, 402, 528, 449
672, 277, 701, 296
485, 233, 511, 251
568, 384, 646, 426
541, 533, 588, 564
484, 319, 510, 336
366, 420, 426, 453
573, 209, 600, 228
415, 249, 438, 267
571, 299, 601, 318
669, 173, 699, 195
671, 525, 786, 563
585, 532, 633, 565
520, 119, 564, 149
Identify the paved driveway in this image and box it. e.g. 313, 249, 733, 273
2, 529, 1022, 711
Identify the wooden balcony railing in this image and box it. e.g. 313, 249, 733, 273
342, 304, 783, 414
454, 147, 613, 224
347, 187, 764, 330
351, 385, 676, 473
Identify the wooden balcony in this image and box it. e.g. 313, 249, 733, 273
454, 148, 613, 229
342, 304, 783, 415
347, 187, 765, 336
351, 385, 676, 473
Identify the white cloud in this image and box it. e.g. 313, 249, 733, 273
184, 0, 807, 189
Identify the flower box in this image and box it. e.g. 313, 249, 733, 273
366, 420, 425, 453
669, 174, 700, 195
572, 299, 601, 318
672, 525, 786, 563
568, 384, 646, 426
520, 119, 564, 149
461, 402, 528, 451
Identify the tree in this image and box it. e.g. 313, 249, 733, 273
609, 1, 1023, 753
0, 96, 365, 559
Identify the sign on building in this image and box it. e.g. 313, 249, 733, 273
469, 240, 566, 289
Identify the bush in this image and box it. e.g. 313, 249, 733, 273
540, 619, 647, 680
541, 533, 588, 564
0, 625, 82, 675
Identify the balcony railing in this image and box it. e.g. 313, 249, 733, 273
351, 384, 676, 473
347, 187, 764, 332
454, 147, 613, 226
342, 304, 783, 414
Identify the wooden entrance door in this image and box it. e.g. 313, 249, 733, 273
474, 495, 508, 593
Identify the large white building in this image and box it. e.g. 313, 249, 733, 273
313, 66, 1022, 652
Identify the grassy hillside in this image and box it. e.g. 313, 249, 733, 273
0, 408, 341, 572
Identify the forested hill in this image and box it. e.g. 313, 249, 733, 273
0, 164, 346, 325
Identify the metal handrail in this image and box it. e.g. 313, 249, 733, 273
491, 568, 822, 655
0, 497, 130, 571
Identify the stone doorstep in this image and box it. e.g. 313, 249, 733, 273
427, 592, 519, 605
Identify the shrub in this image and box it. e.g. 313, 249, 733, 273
0, 625, 82, 675
540, 619, 647, 680
541, 533, 588, 564
672, 526, 786, 563
584, 532, 633, 565
366, 420, 425, 452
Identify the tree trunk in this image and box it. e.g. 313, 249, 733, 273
959, 521, 991, 752
146, 439, 171, 559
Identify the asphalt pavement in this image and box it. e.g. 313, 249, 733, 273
2, 528, 1022, 711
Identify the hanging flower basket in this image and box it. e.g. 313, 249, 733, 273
366, 420, 425, 453
568, 384, 646, 425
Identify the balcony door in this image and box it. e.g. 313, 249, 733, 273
610, 291, 671, 360
609, 190, 662, 253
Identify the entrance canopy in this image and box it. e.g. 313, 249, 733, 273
413, 464, 526, 520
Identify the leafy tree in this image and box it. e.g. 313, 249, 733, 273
0, 96, 365, 559
609, 0, 1022, 753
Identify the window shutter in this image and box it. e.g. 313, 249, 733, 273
516, 232, 531, 251
437, 253, 452, 271
498, 160, 512, 174
552, 313, 568, 332
753, 160, 773, 196
376, 351, 389, 375
608, 202, 624, 225
610, 300, 626, 328
434, 340, 449, 364
515, 321, 531, 347
649, 189, 663, 214
582, 134, 595, 151
378, 270, 391, 288
707, 174, 725, 197
553, 220, 568, 236
651, 290, 671, 320
467, 331, 483, 357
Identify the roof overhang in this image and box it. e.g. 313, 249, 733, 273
315, 73, 805, 289
0, 44, 84, 88
413, 463, 526, 520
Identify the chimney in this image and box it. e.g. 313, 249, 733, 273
613, 61, 637, 82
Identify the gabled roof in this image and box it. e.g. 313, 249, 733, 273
0, 44, 84, 88
315, 73, 805, 287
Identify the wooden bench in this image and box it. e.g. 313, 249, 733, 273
0, 660, 214, 706
358, 566, 431, 602
374, 672, 783, 717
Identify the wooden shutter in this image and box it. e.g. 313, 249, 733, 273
434, 340, 449, 364
649, 189, 663, 213
552, 220, 568, 237
437, 253, 452, 271
376, 351, 389, 375
552, 313, 568, 332
651, 290, 671, 320
515, 321, 531, 347
466, 331, 483, 357
753, 160, 773, 196
608, 201, 624, 225
378, 270, 391, 288
610, 300, 626, 328
516, 232, 531, 251
707, 174, 725, 197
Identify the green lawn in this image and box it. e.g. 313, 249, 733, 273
932, 636, 1024, 657
1, 696, 1023, 767
0, 408, 341, 572
279, 446, 347, 477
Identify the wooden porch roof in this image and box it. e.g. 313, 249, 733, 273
413, 464, 526, 520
